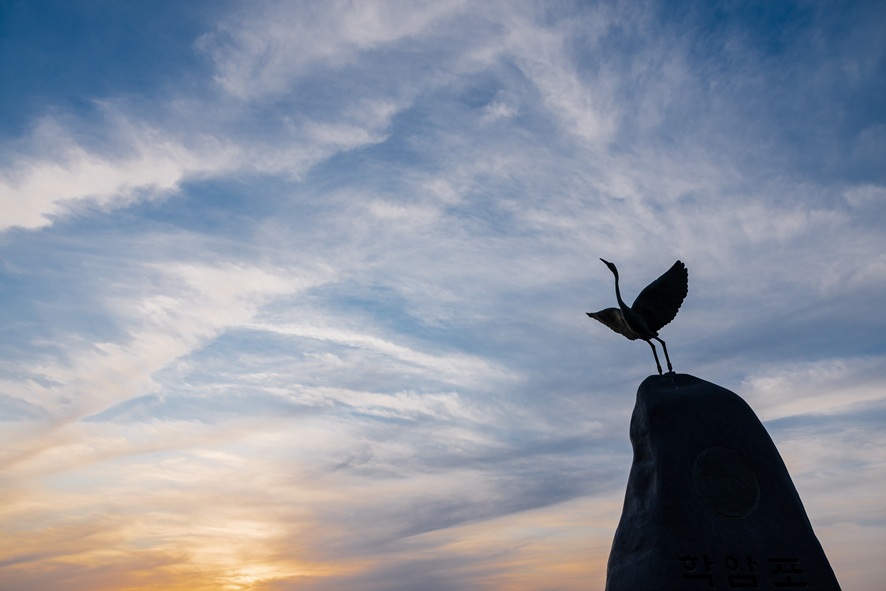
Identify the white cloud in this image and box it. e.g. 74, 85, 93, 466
198, 0, 468, 100
0, 97, 405, 231
0, 117, 237, 232
514, 37, 617, 144
6, 262, 327, 421
244, 321, 510, 389
738, 356, 886, 421
843, 183, 886, 208
481, 99, 518, 123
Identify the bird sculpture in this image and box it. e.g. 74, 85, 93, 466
587, 259, 688, 375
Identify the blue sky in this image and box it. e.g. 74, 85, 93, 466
1, 1, 884, 589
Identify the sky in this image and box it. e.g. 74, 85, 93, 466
0, 1, 884, 589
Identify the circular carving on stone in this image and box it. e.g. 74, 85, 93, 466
692, 447, 759, 518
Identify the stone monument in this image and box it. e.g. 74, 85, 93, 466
604, 373, 841, 590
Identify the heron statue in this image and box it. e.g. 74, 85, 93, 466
587, 259, 688, 375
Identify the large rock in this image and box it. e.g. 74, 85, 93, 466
605, 373, 841, 590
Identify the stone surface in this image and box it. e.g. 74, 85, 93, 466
605, 373, 841, 590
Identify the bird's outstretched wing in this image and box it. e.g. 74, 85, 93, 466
587, 308, 639, 340
631, 260, 688, 333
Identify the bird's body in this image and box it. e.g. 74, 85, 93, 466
587, 259, 688, 374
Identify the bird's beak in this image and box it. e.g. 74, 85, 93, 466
600, 258, 610, 265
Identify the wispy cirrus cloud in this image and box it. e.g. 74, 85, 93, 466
198, 0, 469, 100
0, 116, 236, 232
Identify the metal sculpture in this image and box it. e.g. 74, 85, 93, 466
587, 259, 688, 374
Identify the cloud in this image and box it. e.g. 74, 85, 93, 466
76, 262, 320, 412
738, 356, 886, 421
0, 116, 237, 232
245, 321, 507, 388
0, 260, 327, 489
197, 0, 468, 100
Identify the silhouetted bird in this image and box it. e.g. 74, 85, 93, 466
587, 259, 688, 375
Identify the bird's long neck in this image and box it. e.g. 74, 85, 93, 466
612, 271, 629, 311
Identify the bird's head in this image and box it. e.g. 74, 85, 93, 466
600, 258, 618, 278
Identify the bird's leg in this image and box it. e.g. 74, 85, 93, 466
654, 337, 673, 373
646, 340, 663, 375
